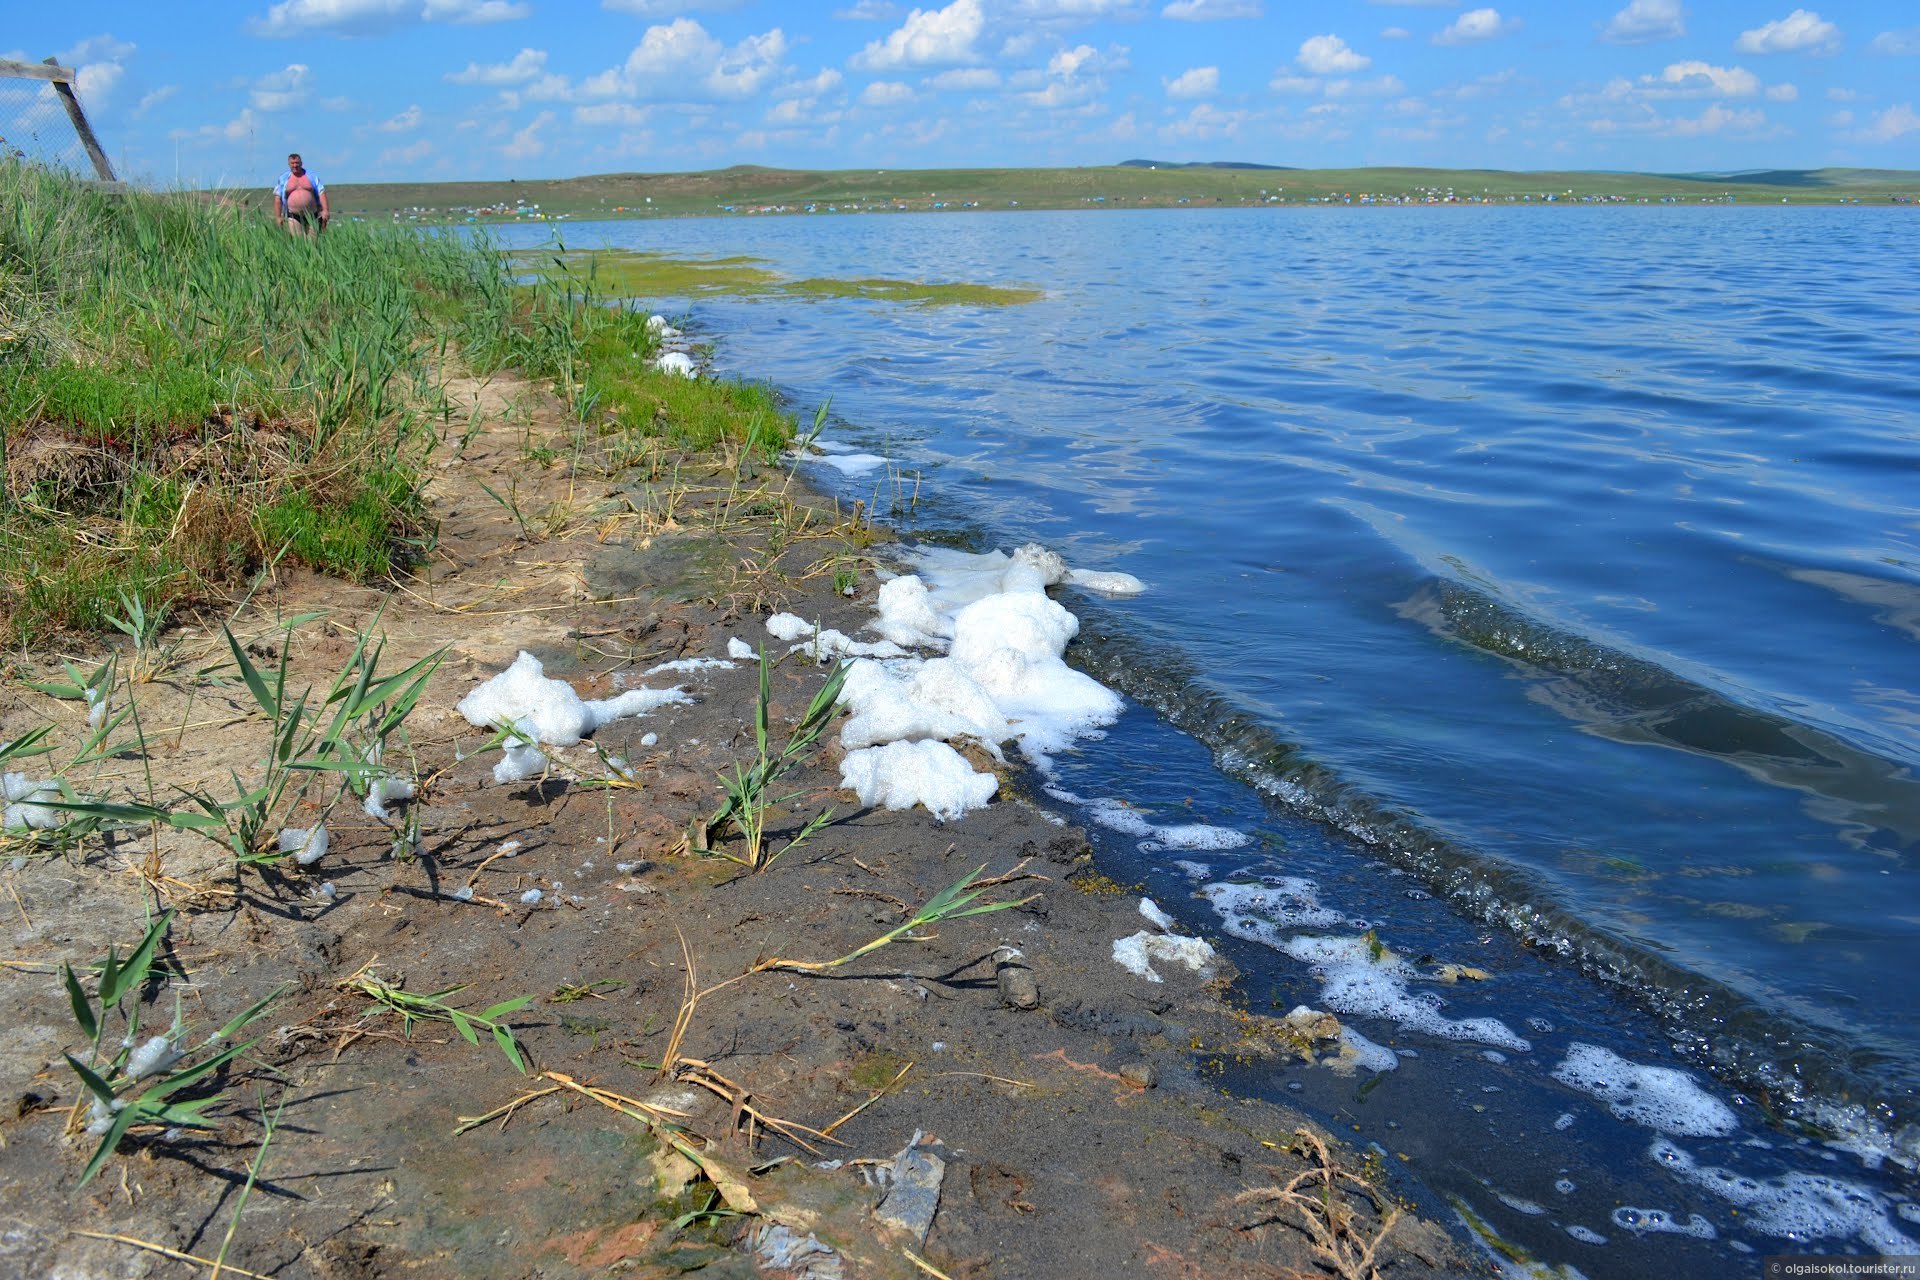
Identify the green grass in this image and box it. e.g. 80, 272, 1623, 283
534, 249, 1041, 307
0, 161, 798, 644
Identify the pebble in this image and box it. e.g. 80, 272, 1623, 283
1120, 1062, 1159, 1089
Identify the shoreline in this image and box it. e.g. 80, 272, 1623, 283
0, 357, 1473, 1276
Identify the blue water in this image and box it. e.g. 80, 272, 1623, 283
503, 208, 1920, 1271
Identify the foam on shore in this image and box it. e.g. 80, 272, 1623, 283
790, 541, 1144, 820
457, 651, 689, 745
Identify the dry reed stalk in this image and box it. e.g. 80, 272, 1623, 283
1231, 1128, 1403, 1280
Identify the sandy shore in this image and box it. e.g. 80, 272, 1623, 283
0, 366, 1472, 1278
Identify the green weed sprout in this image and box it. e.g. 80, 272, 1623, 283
46, 618, 440, 867
696, 648, 848, 871
345, 965, 532, 1073
102, 590, 177, 682
761, 866, 1035, 975
60, 910, 283, 1186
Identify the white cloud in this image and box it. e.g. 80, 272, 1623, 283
598, 19, 790, 100
1826, 86, 1858, 101
1161, 0, 1260, 18
1663, 103, 1765, 135
1870, 28, 1920, 56
1048, 44, 1098, 76
928, 67, 1000, 89
1765, 82, 1797, 101
421, 0, 528, 20
377, 103, 422, 131
861, 79, 915, 105
1010, 0, 1144, 16
1638, 60, 1762, 98
56, 36, 136, 113
1828, 109, 1852, 126
849, 0, 984, 71
380, 138, 433, 166
1269, 73, 1319, 94
605, 0, 747, 13
1164, 65, 1219, 98
1297, 34, 1369, 75
1324, 73, 1404, 98
777, 68, 845, 98
1602, 0, 1685, 45
251, 0, 415, 37
1160, 102, 1249, 139
170, 106, 262, 144
1436, 68, 1518, 99
251, 64, 315, 113
1735, 9, 1840, 55
447, 48, 548, 84
251, 0, 525, 35
502, 109, 553, 158
1433, 8, 1516, 46
573, 102, 651, 125
135, 85, 179, 116
1863, 103, 1919, 140
835, 1, 899, 17
1381, 26, 1410, 39
59, 35, 136, 64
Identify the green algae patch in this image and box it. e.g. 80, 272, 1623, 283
539, 249, 1041, 307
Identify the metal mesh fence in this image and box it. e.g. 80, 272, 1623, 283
0, 76, 93, 175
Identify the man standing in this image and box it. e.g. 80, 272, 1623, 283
274, 152, 330, 236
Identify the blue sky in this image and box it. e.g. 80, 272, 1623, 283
9, 1, 1918, 186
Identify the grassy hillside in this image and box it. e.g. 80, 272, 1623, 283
274, 163, 1920, 225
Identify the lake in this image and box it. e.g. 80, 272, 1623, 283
501, 206, 1920, 1275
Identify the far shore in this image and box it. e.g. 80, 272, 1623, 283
204, 160, 1920, 225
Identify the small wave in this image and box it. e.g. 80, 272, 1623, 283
1065, 606, 1920, 1152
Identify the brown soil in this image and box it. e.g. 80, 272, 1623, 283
0, 369, 1477, 1278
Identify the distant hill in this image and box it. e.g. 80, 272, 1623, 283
1118, 159, 1294, 171
1659, 167, 1914, 189
306, 162, 1920, 223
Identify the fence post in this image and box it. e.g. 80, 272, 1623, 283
41, 56, 117, 182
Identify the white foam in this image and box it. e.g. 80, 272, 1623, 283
1201, 878, 1348, 942
796, 541, 1145, 824
838, 658, 1007, 756
1609, 1206, 1717, 1239
766, 613, 814, 642
838, 740, 997, 821
645, 314, 681, 339
363, 776, 413, 821
1065, 568, 1147, 596
125, 1034, 181, 1080
1551, 1044, 1739, 1138
520, 888, 543, 904
1649, 1138, 1918, 1253
655, 351, 697, 378
457, 651, 688, 746
493, 732, 549, 783
1565, 1225, 1607, 1245
1278, 933, 1531, 1052
1138, 897, 1175, 931
727, 637, 756, 660
2, 773, 64, 830
870, 576, 948, 649
1112, 930, 1217, 983
645, 657, 735, 675
1336, 1026, 1400, 1073
278, 826, 329, 866
813, 451, 887, 476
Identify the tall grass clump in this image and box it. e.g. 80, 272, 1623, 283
1, 164, 803, 644
0, 161, 488, 643
459, 248, 800, 456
